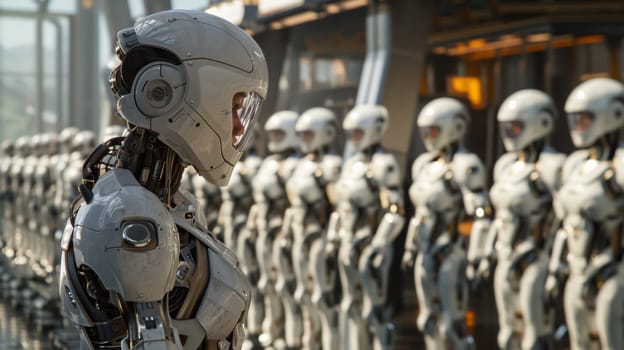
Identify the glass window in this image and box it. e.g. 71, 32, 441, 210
0, 0, 37, 11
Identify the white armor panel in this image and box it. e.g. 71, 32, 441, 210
71, 169, 180, 302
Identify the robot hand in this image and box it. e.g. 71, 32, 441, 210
477, 258, 491, 280
325, 240, 338, 260
544, 274, 559, 303
401, 250, 416, 270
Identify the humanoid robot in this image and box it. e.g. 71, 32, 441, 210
58, 10, 268, 349
481, 89, 565, 349
218, 132, 262, 349
0, 140, 14, 257
546, 78, 624, 350
192, 169, 223, 234
243, 110, 300, 348
402, 97, 489, 350
219, 127, 261, 254
327, 104, 404, 350
276, 107, 341, 350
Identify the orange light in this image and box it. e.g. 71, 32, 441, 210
526, 33, 551, 43
447, 76, 484, 109
458, 220, 473, 237
576, 35, 605, 45
468, 38, 486, 48
466, 310, 476, 332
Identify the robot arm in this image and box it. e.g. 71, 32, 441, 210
370, 187, 405, 248
454, 152, 493, 279
325, 210, 341, 259
545, 228, 568, 298
464, 190, 493, 280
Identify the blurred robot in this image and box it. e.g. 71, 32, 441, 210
58, 10, 268, 349
402, 98, 489, 350
0, 139, 14, 262
244, 110, 300, 348
327, 105, 404, 350
192, 169, 223, 234
481, 90, 564, 349
219, 130, 262, 349
547, 78, 624, 350
277, 107, 341, 350
220, 127, 262, 254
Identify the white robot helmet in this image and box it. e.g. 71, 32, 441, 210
343, 104, 389, 152
264, 111, 299, 153
417, 97, 470, 152
565, 77, 624, 148
497, 89, 557, 152
100, 125, 127, 143
71, 130, 97, 154
110, 10, 269, 186
295, 107, 337, 153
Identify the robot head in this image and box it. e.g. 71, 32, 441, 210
417, 97, 469, 152
265, 111, 299, 153
565, 78, 624, 148
71, 130, 97, 155
59, 127, 80, 152
40, 132, 60, 156
295, 107, 337, 154
497, 89, 557, 152
110, 10, 268, 186
13, 136, 29, 157
343, 105, 388, 152
1, 140, 14, 157
100, 125, 127, 143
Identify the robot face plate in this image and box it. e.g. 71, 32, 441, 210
232, 91, 264, 151
419, 125, 441, 151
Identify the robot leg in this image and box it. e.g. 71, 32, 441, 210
309, 238, 339, 350
338, 248, 368, 350
494, 259, 518, 350
236, 226, 263, 347
595, 274, 624, 350
359, 244, 394, 350
518, 259, 552, 350
563, 275, 593, 350
273, 228, 302, 349
437, 247, 470, 350
414, 253, 442, 349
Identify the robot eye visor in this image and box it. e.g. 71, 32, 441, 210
500, 120, 525, 138
296, 130, 315, 143
267, 129, 287, 143
345, 128, 364, 142
419, 125, 441, 141
567, 111, 595, 132
232, 91, 264, 151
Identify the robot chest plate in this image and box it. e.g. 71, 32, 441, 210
287, 159, 322, 205
410, 161, 457, 211
557, 159, 619, 221
253, 159, 285, 201
490, 161, 542, 216
336, 159, 376, 207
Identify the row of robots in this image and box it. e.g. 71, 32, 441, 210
0, 125, 125, 348
0, 76, 622, 350
184, 76, 624, 350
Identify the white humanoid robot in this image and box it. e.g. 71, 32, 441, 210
276, 107, 341, 350
402, 97, 490, 350
480, 90, 565, 350
546, 78, 624, 350
58, 10, 268, 349
220, 127, 262, 254
243, 111, 300, 349
0, 140, 14, 259
217, 132, 262, 348
327, 104, 404, 350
